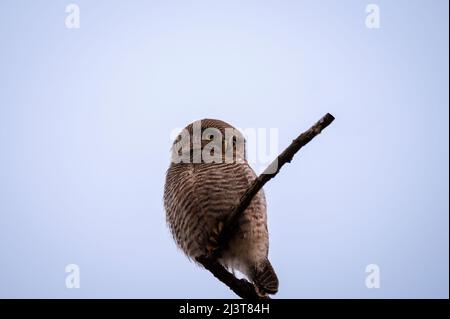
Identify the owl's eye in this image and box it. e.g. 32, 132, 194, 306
205, 134, 214, 141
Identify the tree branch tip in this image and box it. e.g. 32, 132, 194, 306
322, 113, 335, 125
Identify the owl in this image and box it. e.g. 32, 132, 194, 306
164, 119, 278, 296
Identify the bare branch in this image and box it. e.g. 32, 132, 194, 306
196, 256, 262, 299
197, 113, 335, 299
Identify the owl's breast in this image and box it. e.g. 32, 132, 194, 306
164, 162, 268, 266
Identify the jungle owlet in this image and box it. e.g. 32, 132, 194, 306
164, 119, 278, 295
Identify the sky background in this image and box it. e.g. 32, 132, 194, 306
0, 0, 448, 298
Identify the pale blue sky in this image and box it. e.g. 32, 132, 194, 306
0, 0, 448, 298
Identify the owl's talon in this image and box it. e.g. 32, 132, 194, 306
212, 221, 224, 236
206, 224, 222, 254
217, 221, 224, 233
206, 243, 218, 254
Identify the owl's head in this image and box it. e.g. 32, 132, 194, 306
171, 119, 246, 164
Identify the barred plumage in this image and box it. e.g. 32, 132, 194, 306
164, 119, 278, 295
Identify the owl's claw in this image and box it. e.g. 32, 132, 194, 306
206, 221, 225, 254
217, 221, 224, 233
208, 236, 218, 244
206, 243, 218, 254
212, 221, 224, 236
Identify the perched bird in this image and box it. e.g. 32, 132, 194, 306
164, 119, 278, 296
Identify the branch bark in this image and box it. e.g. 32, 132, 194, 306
196, 256, 262, 299
196, 113, 335, 299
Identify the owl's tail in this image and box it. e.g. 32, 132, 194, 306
252, 259, 279, 295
